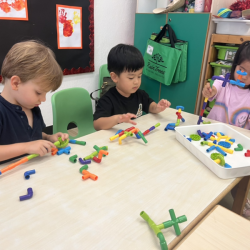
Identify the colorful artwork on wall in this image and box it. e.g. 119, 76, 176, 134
0, 0, 28, 20
0, 0, 94, 79
56, 5, 82, 49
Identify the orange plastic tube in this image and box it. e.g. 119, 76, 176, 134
0, 157, 29, 174
51, 148, 58, 156
98, 150, 109, 160
82, 170, 98, 181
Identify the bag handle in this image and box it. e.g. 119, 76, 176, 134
154, 24, 177, 48
90, 88, 101, 101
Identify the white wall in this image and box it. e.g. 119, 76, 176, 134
0, 0, 137, 126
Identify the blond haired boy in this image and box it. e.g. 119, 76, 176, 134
0, 40, 68, 163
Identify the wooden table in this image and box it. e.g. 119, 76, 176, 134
0, 108, 249, 250
174, 205, 250, 250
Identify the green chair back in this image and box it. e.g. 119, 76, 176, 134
98, 64, 110, 97
51, 87, 96, 139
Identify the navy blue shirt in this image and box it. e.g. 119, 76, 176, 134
0, 95, 46, 164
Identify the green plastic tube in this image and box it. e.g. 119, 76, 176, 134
137, 131, 148, 144
69, 155, 78, 163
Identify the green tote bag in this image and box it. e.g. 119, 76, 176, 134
143, 24, 187, 85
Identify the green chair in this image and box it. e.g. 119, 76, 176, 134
51, 87, 96, 139
98, 64, 110, 98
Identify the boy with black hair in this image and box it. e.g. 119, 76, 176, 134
94, 44, 171, 130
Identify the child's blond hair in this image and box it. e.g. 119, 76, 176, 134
1, 40, 63, 91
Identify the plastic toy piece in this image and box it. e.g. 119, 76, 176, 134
115, 129, 123, 135
137, 131, 148, 144
24, 170, 36, 180
69, 155, 78, 163
187, 138, 192, 142
93, 156, 101, 163
19, 188, 33, 201
165, 123, 175, 131
79, 165, 88, 173
140, 211, 168, 250
82, 170, 98, 181
218, 141, 231, 148
212, 73, 230, 87
230, 79, 245, 88
213, 154, 225, 166
197, 97, 208, 125
69, 139, 86, 146
234, 144, 243, 151
206, 145, 216, 153
225, 137, 234, 145
202, 121, 211, 124
245, 150, 250, 157
197, 130, 204, 138
79, 158, 91, 165
119, 134, 127, 145
224, 163, 232, 168
215, 146, 227, 156
140, 209, 187, 250
51, 148, 58, 155
136, 123, 161, 138
190, 134, 201, 141
211, 153, 223, 160
203, 132, 213, 141
84, 146, 108, 160
201, 141, 233, 154
98, 150, 109, 160
109, 127, 135, 141
229, 139, 236, 143
54, 137, 69, 148
0, 139, 68, 175
57, 146, 71, 155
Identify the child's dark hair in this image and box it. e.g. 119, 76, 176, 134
230, 41, 250, 89
107, 44, 144, 75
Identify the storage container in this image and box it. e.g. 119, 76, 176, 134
210, 62, 231, 76
175, 123, 250, 179
213, 18, 250, 36
214, 45, 238, 61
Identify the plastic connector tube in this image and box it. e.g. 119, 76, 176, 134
206, 145, 216, 153
79, 165, 88, 173
82, 170, 98, 181
98, 150, 109, 160
69, 155, 78, 163
84, 146, 108, 160
57, 146, 71, 155
93, 156, 101, 163
69, 139, 86, 146
215, 146, 227, 156
137, 131, 148, 144
119, 134, 127, 145
0, 157, 29, 175
19, 188, 33, 201
24, 170, 36, 180
79, 158, 91, 165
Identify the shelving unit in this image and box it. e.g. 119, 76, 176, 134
198, 34, 250, 114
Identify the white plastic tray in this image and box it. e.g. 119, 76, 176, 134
175, 123, 250, 179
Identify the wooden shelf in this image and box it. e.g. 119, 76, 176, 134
198, 34, 250, 114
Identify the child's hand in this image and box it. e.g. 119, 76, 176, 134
26, 140, 56, 156
47, 132, 69, 143
117, 113, 137, 125
156, 99, 171, 112
202, 82, 216, 98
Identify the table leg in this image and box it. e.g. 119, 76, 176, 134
232, 176, 250, 215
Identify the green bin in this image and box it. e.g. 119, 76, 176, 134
214, 45, 238, 61
210, 62, 231, 76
